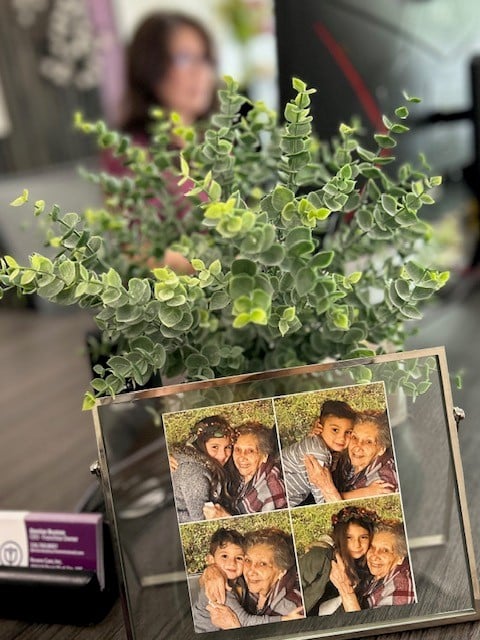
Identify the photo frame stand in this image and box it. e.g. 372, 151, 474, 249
91, 347, 480, 640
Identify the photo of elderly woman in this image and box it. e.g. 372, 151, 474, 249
180, 512, 304, 633
163, 400, 287, 524
207, 421, 287, 518
306, 409, 399, 502
275, 383, 399, 505
291, 496, 416, 616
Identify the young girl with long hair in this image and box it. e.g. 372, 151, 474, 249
170, 415, 236, 523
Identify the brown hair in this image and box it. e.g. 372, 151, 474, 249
331, 505, 378, 587
319, 399, 357, 423
186, 415, 236, 512
209, 527, 245, 556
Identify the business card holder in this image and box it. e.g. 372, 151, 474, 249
0, 523, 118, 625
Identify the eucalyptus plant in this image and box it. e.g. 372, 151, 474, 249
0, 77, 449, 409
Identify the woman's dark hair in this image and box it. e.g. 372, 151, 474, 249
120, 11, 217, 134
331, 506, 378, 587
187, 415, 236, 512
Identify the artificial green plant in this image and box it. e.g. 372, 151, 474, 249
0, 77, 449, 409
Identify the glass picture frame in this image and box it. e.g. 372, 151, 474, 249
92, 346, 480, 640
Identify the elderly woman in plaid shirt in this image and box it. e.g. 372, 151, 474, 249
204, 422, 287, 518
330, 520, 415, 610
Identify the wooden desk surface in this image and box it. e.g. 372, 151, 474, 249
1, 286, 480, 639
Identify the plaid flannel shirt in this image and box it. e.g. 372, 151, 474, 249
336, 449, 399, 494
362, 559, 415, 608
236, 458, 287, 514
246, 566, 303, 616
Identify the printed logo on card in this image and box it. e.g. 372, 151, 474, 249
0, 540, 23, 565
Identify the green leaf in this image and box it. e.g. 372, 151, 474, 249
411, 286, 433, 300
357, 147, 376, 162
360, 166, 383, 180
158, 305, 183, 327
20, 270, 36, 285
115, 304, 144, 323
285, 226, 314, 253
229, 274, 254, 298
105, 268, 123, 289
232, 312, 251, 328
279, 319, 290, 337
295, 267, 315, 296
400, 304, 423, 320
310, 250, 334, 269
387, 282, 404, 308
251, 288, 271, 310
403, 261, 424, 283
394, 279, 411, 301
130, 336, 155, 352
390, 123, 409, 134
102, 287, 123, 305
107, 356, 131, 376
58, 260, 76, 286
185, 353, 210, 369
231, 259, 257, 276
34, 200, 46, 216
348, 348, 376, 358
403, 91, 421, 103
352, 365, 373, 383
250, 308, 268, 324
356, 209, 374, 231
128, 278, 151, 304
374, 134, 397, 149
272, 185, 295, 211
258, 245, 285, 266
82, 391, 97, 411
381, 194, 397, 216
3, 255, 20, 269
10, 189, 29, 206
382, 115, 393, 130
395, 106, 409, 119
288, 239, 315, 257
210, 290, 230, 310
233, 296, 251, 314
331, 310, 350, 330
209, 259, 222, 276
38, 278, 65, 299
191, 259, 206, 271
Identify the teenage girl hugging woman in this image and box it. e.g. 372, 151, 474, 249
169, 415, 237, 523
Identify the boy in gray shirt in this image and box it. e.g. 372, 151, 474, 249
281, 400, 356, 506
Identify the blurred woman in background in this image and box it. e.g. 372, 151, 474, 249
117, 10, 218, 142
101, 11, 219, 271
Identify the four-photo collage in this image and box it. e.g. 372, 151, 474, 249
162, 381, 417, 634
